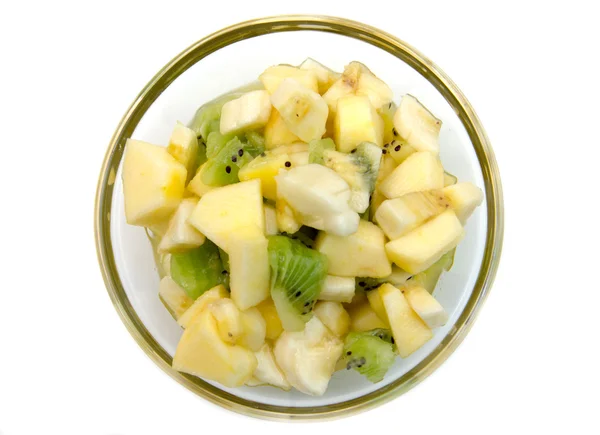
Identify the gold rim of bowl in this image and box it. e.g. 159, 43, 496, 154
94, 15, 504, 420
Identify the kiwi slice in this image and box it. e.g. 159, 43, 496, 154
412, 249, 455, 293
170, 240, 226, 299
308, 138, 336, 164
281, 226, 317, 249
206, 131, 237, 159
343, 331, 396, 383
244, 131, 266, 156
267, 235, 328, 331
196, 139, 208, 168
201, 137, 253, 186
189, 93, 241, 141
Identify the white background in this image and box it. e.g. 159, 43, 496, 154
1, 1, 599, 434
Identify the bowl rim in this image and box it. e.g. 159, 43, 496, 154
94, 14, 504, 421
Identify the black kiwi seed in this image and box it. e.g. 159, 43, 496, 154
346, 351, 352, 356
238, 149, 244, 156
382, 149, 387, 154
228, 332, 233, 337
285, 161, 291, 167
358, 281, 366, 287
295, 291, 301, 297
221, 270, 228, 275
231, 156, 237, 162
351, 148, 357, 153
391, 337, 395, 344
394, 144, 401, 152
260, 152, 266, 157
384, 143, 389, 148
304, 302, 310, 307
392, 128, 398, 136
225, 166, 231, 173
407, 276, 412, 281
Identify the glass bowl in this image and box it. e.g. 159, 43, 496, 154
94, 15, 503, 420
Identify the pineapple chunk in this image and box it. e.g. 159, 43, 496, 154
366, 289, 390, 326
173, 309, 257, 387
253, 343, 291, 390
356, 70, 393, 111
318, 275, 355, 303
209, 299, 244, 344
238, 307, 267, 351
299, 58, 341, 94
264, 204, 278, 236
264, 110, 300, 149
256, 299, 283, 340
388, 139, 417, 165
314, 301, 350, 337
220, 90, 271, 135
238, 153, 289, 201
347, 302, 387, 332
188, 179, 265, 253
380, 151, 444, 199
167, 122, 198, 177
316, 220, 391, 278
378, 283, 432, 358
158, 276, 194, 320
393, 95, 441, 154
187, 163, 215, 197
375, 191, 450, 240
404, 285, 448, 328
122, 139, 187, 226
334, 95, 383, 152
322, 62, 361, 114
158, 198, 206, 253
442, 182, 484, 223
229, 235, 270, 310
177, 285, 228, 328
385, 209, 464, 274
259, 65, 319, 94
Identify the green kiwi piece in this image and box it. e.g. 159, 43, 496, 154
308, 138, 336, 164
343, 331, 396, 383
412, 249, 455, 293
201, 137, 253, 186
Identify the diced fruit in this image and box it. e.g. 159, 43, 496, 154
264, 109, 300, 149
274, 317, 343, 396
444, 171, 457, 187
404, 285, 448, 328
380, 102, 397, 145
173, 309, 257, 387
206, 131, 235, 159
375, 191, 450, 240
322, 142, 382, 213
270, 79, 329, 142
210, 299, 244, 344
244, 131, 266, 156
259, 65, 319, 94
229, 235, 270, 310
201, 136, 252, 187
253, 343, 291, 390
299, 58, 341, 93
158, 198, 206, 253
170, 240, 225, 300
239, 152, 288, 200
187, 163, 215, 197
275, 195, 301, 234
355, 265, 412, 293
314, 301, 350, 337
264, 204, 278, 236
256, 299, 283, 340
308, 138, 336, 165
393, 94, 441, 154
378, 283, 432, 358
238, 307, 267, 351
412, 249, 454, 293
347, 302, 387, 332
316, 220, 391, 278
370, 155, 397, 221
380, 151, 444, 199
388, 138, 417, 165
442, 182, 484, 223
318, 275, 355, 303
188, 179, 265, 253
334, 95, 383, 152
288, 151, 309, 166
177, 285, 228, 328
147, 218, 172, 238
276, 164, 359, 236
122, 139, 187, 226
385, 209, 464, 274
158, 276, 194, 320
342, 331, 396, 383
322, 62, 361, 114
268, 235, 328, 331
366, 289, 389, 326
219, 90, 272, 135
356, 68, 393, 111
167, 122, 199, 179
189, 92, 242, 141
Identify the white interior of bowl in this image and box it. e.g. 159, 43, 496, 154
110, 30, 487, 407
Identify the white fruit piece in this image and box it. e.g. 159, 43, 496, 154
441, 182, 484, 223
229, 235, 270, 310
158, 276, 194, 320
347, 302, 387, 332
220, 90, 272, 135
270, 79, 329, 143
188, 179, 265, 253
167, 122, 199, 178
404, 285, 448, 329
378, 283, 432, 358
316, 220, 391, 278
314, 301, 350, 337
334, 95, 383, 152
263, 109, 300, 149
275, 164, 359, 236
187, 163, 215, 197
318, 275, 355, 303
375, 191, 450, 240
158, 198, 206, 253
259, 65, 319, 94
379, 151, 444, 199
264, 204, 278, 236
275, 195, 301, 234
322, 62, 361, 114
253, 343, 291, 390
173, 309, 257, 388
356, 69, 393, 111
122, 139, 187, 226
274, 317, 343, 396
177, 285, 228, 328
209, 299, 244, 344
299, 58, 341, 94
238, 307, 267, 351
393, 95, 442, 154
385, 209, 464, 274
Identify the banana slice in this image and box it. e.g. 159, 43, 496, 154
220, 90, 272, 135
393, 95, 441, 154
318, 275, 356, 303
299, 58, 341, 94
253, 343, 291, 390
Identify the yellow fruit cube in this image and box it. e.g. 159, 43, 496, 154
177, 285, 228, 328
314, 301, 350, 337
347, 302, 387, 332
259, 65, 319, 94
264, 110, 300, 149
366, 289, 390, 327
256, 299, 284, 340
334, 95, 383, 152
158, 198, 206, 253
229, 235, 270, 310
187, 163, 215, 197
167, 122, 198, 178
158, 276, 194, 320
238, 153, 289, 201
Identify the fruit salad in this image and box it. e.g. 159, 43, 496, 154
121, 59, 484, 396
